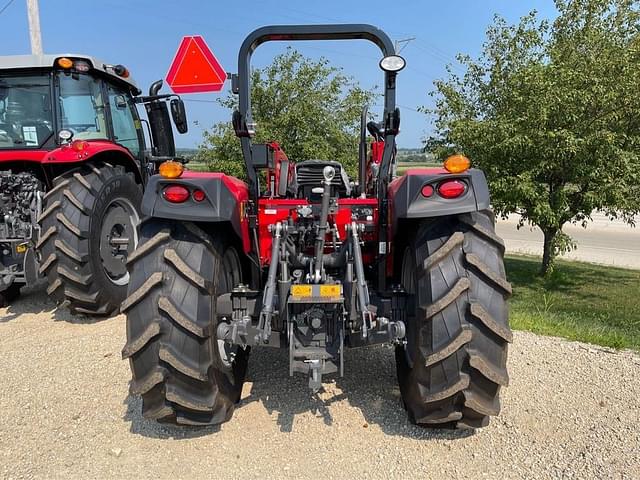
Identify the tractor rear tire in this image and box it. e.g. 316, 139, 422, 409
396, 210, 512, 429
122, 220, 249, 426
37, 162, 141, 316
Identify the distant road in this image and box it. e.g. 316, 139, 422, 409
496, 213, 640, 269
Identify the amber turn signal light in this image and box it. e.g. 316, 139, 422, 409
71, 140, 89, 152
159, 161, 184, 179
444, 154, 470, 173
57, 57, 73, 69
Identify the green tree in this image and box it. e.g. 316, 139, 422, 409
194, 48, 376, 179
427, 0, 640, 274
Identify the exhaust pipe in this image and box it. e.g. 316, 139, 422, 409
144, 80, 176, 158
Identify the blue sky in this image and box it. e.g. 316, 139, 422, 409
0, 0, 557, 148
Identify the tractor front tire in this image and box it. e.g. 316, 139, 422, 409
396, 210, 512, 429
122, 220, 249, 426
38, 162, 141, 316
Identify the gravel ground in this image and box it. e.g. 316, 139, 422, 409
1, 285, 639, 480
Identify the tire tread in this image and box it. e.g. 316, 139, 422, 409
396, 210, 511, 430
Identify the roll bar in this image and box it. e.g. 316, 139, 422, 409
236, 24, 396, 122
232, 24, 400, 202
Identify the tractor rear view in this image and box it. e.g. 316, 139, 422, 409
0, 54, 187, 314
123, 24, 512, 429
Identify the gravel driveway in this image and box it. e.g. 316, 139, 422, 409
1, 286, 639, 480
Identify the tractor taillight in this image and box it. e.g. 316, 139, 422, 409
438, 180, 467, 199
163, 185, 190, 203
192, 189, 206, 202
421, 184, 434, 197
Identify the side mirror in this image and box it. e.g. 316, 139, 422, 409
170, 98, 188, 134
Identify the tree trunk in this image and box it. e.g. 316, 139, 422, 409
540, 228, 558, 276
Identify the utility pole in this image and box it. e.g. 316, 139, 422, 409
26, 0, 43, 55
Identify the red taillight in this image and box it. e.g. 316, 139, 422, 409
192, 189, 206, 202
438, 180, 467, 199
162, 185, 190, 203
421, 184, 434, 197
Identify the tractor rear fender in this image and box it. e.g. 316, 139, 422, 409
45, 140, 144, 184
388, 167, 490, 233
141, 172, 250, 252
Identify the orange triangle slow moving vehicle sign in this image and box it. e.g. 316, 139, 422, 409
166, 36, 226, 94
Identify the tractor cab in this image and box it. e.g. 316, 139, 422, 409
0, 55, 141, 153
0, 54, 188, 314
0, 54, 187, 169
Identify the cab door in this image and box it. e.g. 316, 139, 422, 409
105, 83, 145, 163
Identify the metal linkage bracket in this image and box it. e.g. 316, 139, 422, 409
216, 285, 282, 348
255, 222, 283, 344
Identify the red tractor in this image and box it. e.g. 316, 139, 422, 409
123, 25, 512, 429
0, 54, 187, 314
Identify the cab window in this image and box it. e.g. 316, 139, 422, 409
0, 73, 53, 149
106, 85, 141, 158
57, 73, 108, 140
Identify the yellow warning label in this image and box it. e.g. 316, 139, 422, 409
291, 285, 312, 297
320, 285, 341, 297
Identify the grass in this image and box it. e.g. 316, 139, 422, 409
184, 160, 208, 172
506, 255, 640, 350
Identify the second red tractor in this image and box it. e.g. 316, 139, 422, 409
0, 54, 186, 313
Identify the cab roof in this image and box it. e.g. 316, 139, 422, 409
0, 53, 139, 92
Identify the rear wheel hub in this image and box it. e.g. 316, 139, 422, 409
99, 198, 139, 286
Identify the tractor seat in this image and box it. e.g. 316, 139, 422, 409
295, 160, 351, 198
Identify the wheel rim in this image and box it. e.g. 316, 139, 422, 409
99, 197, 139, 286
217, 247, 241, 368
401, 248, 417, 369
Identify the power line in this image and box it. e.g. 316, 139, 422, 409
0, 0, 16, 16
183, 99, 219, 103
